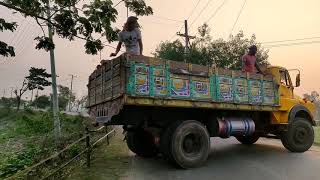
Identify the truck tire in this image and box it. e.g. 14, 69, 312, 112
126, 130, 158, 158
280, 118, 314, 152
161, 120, 210, 169
160, 120, 182, 162
235, 134, 260, 145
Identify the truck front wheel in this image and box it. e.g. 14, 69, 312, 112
161, 120, 210, 169
280, 118, 314, 152
126, 130, 158, 158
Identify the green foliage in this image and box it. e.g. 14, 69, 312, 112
0, 107, 11, 119
32, 95, 51, 109
0, 0, 153, 56
154, 24, 269, 70
0, 109, 92, 178
0, 18, 17, 57
16, 112, 52, 135
34, 36, 55, 51
0, 148, 38, 178
125, 0, 153, 16
85, 39, 103, 55
58, 85, 75, 110
14, 67, 51, 110
0, 41, 15, 57
26, 67, 52, 90
0, 18, 17, 32
0, 97, 16, 109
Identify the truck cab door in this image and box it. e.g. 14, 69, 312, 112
279, 69, 294, 99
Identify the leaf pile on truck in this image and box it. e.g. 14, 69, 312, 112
87, 54, 316, 169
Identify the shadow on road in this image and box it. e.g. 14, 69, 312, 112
125, 138, 320, 180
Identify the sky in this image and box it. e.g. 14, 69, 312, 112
0, 0, 320, 100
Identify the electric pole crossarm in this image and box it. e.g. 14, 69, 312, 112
176, 20, 196, 63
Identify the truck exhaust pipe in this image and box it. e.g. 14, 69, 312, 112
217, 117, 255, 138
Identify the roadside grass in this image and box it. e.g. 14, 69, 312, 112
0, 108, 93, 178
68, 128, 130, 180
315, 127, 320, 146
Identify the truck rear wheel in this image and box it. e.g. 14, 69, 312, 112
280, 118, 314, 152
161, 120, 210, 169
126, 130, 158, 158
235, 134, 260, 145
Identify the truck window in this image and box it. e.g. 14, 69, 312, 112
285, 71, 292, 87
280, 70, 292, 87
280, 71, 287, 85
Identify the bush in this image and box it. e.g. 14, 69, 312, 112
0, 109, 93, 178
0, 148, 40, 178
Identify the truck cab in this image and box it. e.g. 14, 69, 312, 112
267, 66, 316, 125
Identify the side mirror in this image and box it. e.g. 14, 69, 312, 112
296, 74, 301, 87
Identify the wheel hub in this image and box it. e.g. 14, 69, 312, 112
294, 127, 308, 144
183, 134, 201, 154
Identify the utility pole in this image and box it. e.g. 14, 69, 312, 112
46, 1, 60, 139
2, 89, 5, 98
36, 85, 39, 98
10, 87, 14, 99
30, 89, 34, 102
126, 5, 129, 18
177, 20, 196, 63
68, 74, 76, 112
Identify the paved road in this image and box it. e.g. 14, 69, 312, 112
125, 138, 320, 180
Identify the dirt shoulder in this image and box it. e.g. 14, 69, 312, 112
67, 127, 130, 180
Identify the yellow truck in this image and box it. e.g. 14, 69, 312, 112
87, 54, 316, 168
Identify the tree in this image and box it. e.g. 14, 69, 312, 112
75, 95, 88, 112
14, 67, 51, 110
0, 0, 153, 57
0, 97, 17, 108
303, 91, 320, 120
58, 85, 74, 110
154, 24, 269, 70
32, 95, 51, 109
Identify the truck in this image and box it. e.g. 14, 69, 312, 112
87, 54, 316, 169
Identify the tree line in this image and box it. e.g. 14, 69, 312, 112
0, 67, 87, 111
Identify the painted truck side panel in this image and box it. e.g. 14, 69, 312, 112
125, 60, 279, 106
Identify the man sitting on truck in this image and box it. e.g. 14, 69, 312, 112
242, 45, 265, 74
110, 16, 143, 57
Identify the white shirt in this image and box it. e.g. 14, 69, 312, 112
118, 28, 141, 55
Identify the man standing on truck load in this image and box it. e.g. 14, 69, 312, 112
242, 45, 265, 74
110, 16, 143, 57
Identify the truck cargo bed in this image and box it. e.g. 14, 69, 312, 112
87, 55, 279, 123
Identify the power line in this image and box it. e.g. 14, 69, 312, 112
151, 15, 183, 23
262, 36, 320, 44
113, 0, 124, 8
187, 0, 202, 20
4, 19, 28, 60
265, 40, 320, 48
205, 0, 228, 23
169, 0, 209, 41
189, 0, 214, 28
14, 28, 40, 60
8, 19, 34, 60
139, 19, 182, 26
230, 0, 247, 34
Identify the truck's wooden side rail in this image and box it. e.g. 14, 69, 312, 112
87, 55, 280, 120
